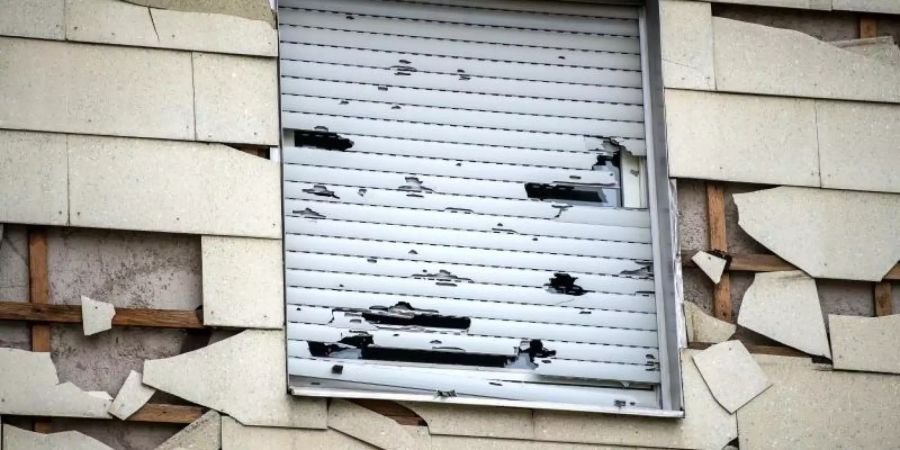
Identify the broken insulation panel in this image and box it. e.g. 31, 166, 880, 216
279, 0, 672, 413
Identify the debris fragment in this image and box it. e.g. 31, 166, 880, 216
737, 271, 831, 358
734, 187, 900, 282
691, 250, 729, 284
155, 410, 221, 450
108, 370, 155, 420
830, 314, 900, 374
693, 341, 772, 413
2, 424, 113, 450
143, 330, 326, 428
81, 295, 116, 336
0, 348, 112, 418
684, 302, 735, 343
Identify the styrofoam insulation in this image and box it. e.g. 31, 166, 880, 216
81, 295, 116, 336
108, 370, 155, 420
691, 251, 727, 284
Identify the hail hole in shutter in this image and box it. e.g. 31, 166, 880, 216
280, 0, 669, 412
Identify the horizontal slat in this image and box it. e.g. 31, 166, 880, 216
388, 0, 640, 19
286, 286, 656, 327
288, 133, 604, 169
279, 45, 643, 87
286, 234, 652, 276
284, 184, 649, 227
534, 358, 659, 383
283, 111, 646, 153
287, 328, 658, 364
280, 59, 643, 104
281, 0, 639, 34
289, 306, 658, 346
281, 95, 645, 137
279, 8, 640, 52
280, 26, 641, 70
287, 200, 652, 243
285, 270, 656, 314
280, 76, 645, 122
283, 147, 618, 185
284, 216, 652, 259
288, 358, 657, 406
285, 253, 654, 293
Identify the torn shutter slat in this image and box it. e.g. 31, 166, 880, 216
288, 306, 658, 347
281, 0, 662, 407
284, 218, 651, 259
278, 27, 641, 71
286, 235, 651, 276
283, 186, 639, 224
288, 358, 657, 406
281, 95, 646, 137
286, 326, 659, 365
285, 253, 654, 294
280, 0, 640, 33
285, 271, 656, 313
286, 200, 653, 243
283, 148, 620, 184
280, 60, 643, 104
279, 48, 644, 88
282, 112, 646, 153
279, 6, 640, 50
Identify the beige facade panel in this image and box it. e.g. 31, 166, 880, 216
832, 36, 900, 67
816, 101, 900, 194
533, 351, 737, 450
68, 135, 281, 238
152, 8, 278, 56
202, 236, 283, 329
121, 0, 275, 25
80, 295, 116, 336
738, 271, 830, 358
703, 0, 830, 9
734, 187, 900, 281
714, 18, 900, 103
0, 130, 69, 226
660, 0, 715, 90
830, 314, 900, 374
692, 341, 771, 413
0, 0, 65, 39
221, 416, 374, 450
691, 250, 727, 284
429, 436, 648, 450
401, 402, 533, 439
65, 0, 160, 48
738, 354, 900, 449
0, 37, 195, 141
107, 370, 155, 420
2, 425, 113, 450
0, 348, 112, 418
665, 89, 820, 186
328, 399, 421, 450
64, 0, 277, 56
156, 410, 221, 450
192, 53, 279, 145
832, 0, 900, 14
143, 330, 327, 429
684, 301, 735, 344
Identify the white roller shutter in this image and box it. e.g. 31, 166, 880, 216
279, 0, 666, 412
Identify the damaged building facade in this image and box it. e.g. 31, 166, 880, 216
0, 0, 899, 448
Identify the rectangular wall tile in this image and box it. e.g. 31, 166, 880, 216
665, 89, 820, 186
202, 236, 283, 329
714, 17, 900, 103
706, 0, 830, 9
68, 134, 280, 238
0, 37, 195, 141
816, 100, 900, 194
661, 0, 715, 90
193, 53, 279, 145
65, 0, 160, 48
0, 0, 65, 39
0, 130, 68, 226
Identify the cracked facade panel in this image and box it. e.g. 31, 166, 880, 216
278, 0, 677, 414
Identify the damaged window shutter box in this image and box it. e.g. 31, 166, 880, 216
279, 0, 681, 415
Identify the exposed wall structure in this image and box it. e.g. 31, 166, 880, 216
1, 0, 899, 449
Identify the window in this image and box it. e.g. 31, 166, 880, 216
279, 0, 681, 415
